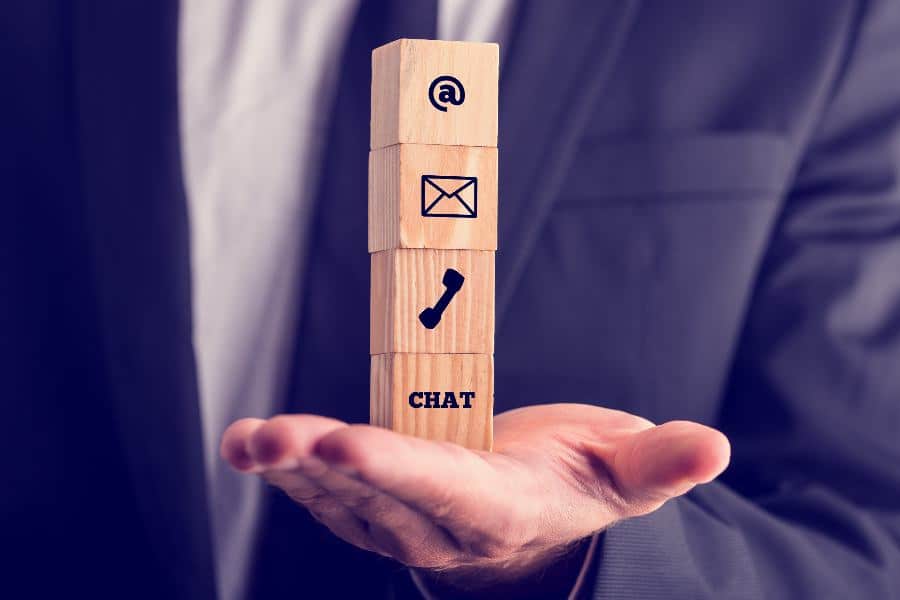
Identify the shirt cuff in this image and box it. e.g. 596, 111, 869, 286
569, 532, 601, 599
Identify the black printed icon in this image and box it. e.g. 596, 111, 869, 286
419, 268, 465, 329
428, 75, 465, 112
421, 175, 477, 218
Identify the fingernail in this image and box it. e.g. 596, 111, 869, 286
249, 434, 282, 467
228, 443, 256, 472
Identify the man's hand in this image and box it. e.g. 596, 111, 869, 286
222, 404, 729, 596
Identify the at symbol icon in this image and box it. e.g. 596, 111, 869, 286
428, 75, 466, 112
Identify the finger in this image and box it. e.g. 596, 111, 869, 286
246, 414, 349, 469
220, 418, 266, 472
314, 425, 491, 517
244, 417, 459, 566
612, 420, 731, 510
312, 425, 539, 538
225, 416, 378, 551
246, 414, 348, 501
222, 414, 349, 512
300, 459, 459, 567
291, 485, 378, 554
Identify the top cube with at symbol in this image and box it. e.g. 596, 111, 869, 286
371, 39, 499, 149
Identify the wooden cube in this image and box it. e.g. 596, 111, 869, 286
369, 144, 497, 252
371, 39, 499, 149
371, 353, 493, 450
371, 248, 494, 354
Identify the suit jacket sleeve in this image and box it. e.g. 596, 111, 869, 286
590, 2, 900, 598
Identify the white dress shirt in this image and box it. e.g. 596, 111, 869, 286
179, 2, 511, 598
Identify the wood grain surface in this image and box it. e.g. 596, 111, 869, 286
369, 143, 497, 251
370, 39, 497, 450
371, 353, 493, 451
371, 248, 494, 354
371, 39, 499, 149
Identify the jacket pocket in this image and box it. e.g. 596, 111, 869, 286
559, 132, 792, 203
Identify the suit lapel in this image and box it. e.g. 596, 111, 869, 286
498, 0, 641, 324
73, 2, 215, 596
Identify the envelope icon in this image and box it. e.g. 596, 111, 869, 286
421, 175, 478, 218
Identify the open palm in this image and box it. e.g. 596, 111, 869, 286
222, 403, 729, 592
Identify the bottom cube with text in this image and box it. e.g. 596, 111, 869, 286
370, 353, 493, 451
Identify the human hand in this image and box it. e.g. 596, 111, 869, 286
222, 403, 729, 596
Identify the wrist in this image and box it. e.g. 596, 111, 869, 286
413, 536, 595, 600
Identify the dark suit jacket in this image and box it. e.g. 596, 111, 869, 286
3, 1, 899, 598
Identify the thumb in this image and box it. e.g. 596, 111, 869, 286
612, 420, 731, 511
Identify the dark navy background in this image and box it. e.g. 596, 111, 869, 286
2, 1, 900, 598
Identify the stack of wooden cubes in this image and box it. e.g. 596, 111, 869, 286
369, 39, 499, 451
